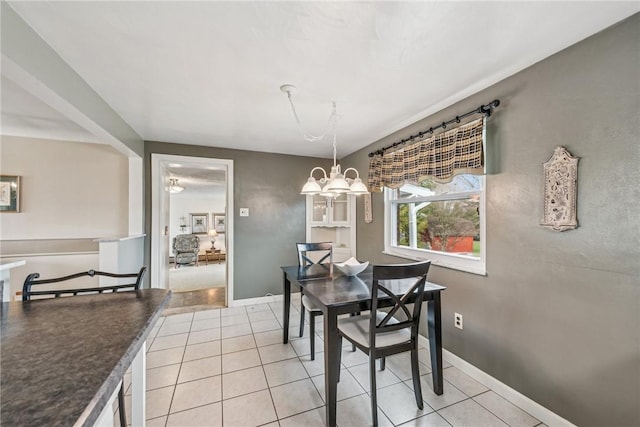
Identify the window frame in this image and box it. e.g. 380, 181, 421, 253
383, 177, 487, 276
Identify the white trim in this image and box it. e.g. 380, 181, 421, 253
383, 178, 486, 276
417, 335, 576, 427
383, 248, 486, 276
150, 155, 168, 290
234, 292, 571, 426
131, 341, 146, 426
151, 154, 234, 305
94, 234, 146, 243
230, 294, 283, 307
93, 379, 121, 426
0, 252, 98, 258
1, 260, 25, 303
128, 157, 144, 236
0, 260, 26, 271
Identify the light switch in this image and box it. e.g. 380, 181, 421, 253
239, 208, 249, 217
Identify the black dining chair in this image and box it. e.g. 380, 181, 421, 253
296, 242, 333, 360
22, 266, 147, 427
336, 261, 431, 426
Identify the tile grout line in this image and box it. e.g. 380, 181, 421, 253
469, 390, 518, 427
152, 303, 538, 427
296, 325, 328, 423
431, 371, 542, 427
269, 301, 327, 424
164, 312, 194, 426
220, 306, 243, 427
249, 304, 280, 426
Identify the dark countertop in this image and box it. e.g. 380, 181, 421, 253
1, 288, 171, 427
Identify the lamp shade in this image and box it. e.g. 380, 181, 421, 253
208, 229, 218, 237
301, 177, 322, 195
349, 177, 369, 195
319, 183, 339, 198
325, 173, 350, 193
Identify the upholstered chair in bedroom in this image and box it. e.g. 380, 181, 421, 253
173, 234, 200, 267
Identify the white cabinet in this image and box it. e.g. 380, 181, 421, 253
306, 194, 356, 262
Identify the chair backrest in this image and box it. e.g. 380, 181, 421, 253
22, 267, 147, 301
296, 242, 333, 267
370, 261, 431, 346
174, 234, 199, 253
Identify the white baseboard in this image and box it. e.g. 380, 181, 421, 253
417, 335, 575, 427
230, 296, 574, 426
231, 294, 283, 307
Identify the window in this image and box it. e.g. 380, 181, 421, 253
384, 174, 486, 275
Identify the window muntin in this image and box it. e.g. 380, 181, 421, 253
384, 174, 486, 275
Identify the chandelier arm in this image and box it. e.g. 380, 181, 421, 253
309, 167, 329, 182
342, 168, 360, 181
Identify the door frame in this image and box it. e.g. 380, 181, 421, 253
151, 154, 234, 306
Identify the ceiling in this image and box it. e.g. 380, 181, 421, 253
167, 164, 226, 197
2, 2, 638, 159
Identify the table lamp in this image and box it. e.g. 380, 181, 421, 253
208, 229, 218, 248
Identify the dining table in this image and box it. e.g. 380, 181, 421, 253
281, 264, 445, 427
1, 288, 171, 427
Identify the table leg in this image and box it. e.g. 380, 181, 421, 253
427, 292, 443, 395
283, 272, 290, 344
323, 309, 339, 427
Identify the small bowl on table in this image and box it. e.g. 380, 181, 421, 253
334, 257, 369, 277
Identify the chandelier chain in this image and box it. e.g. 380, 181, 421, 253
281, 83, 368, 197
286, 91, 340, 144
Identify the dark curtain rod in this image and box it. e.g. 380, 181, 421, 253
368, 99, 500, 157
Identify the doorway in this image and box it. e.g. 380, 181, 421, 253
151, 154, 234, 308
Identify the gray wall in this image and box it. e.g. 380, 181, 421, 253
144, 142, 331, 300
344, 14, 639, 427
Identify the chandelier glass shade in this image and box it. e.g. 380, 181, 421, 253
169, 178, 184, 193
281, 84, 368, 198
301, 166, 368, 197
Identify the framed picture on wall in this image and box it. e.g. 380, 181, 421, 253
190, 213, 208, 234
0, 175, 20, 213
213, 213, 225, 233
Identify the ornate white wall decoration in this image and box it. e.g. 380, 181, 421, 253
540, 146, 579, 231
364, 193, 373, 223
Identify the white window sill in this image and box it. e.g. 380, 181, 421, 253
382, 249, 487, 276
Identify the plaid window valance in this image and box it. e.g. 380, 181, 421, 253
368, 117, 485, 192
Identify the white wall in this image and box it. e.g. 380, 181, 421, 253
169, 192, 225, 253
0, 136, 129, 296
2, 254, 99, 300
0, 136, 129, 239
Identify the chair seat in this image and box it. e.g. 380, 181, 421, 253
338, 313, 408, 349
301, 295, 322, 312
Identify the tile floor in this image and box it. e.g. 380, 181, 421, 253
121, 296, 546, 427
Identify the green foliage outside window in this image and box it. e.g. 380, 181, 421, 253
395, 176, 481, 257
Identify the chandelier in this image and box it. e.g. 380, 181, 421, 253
280, 84, 368, 198
168, 178, 184, 193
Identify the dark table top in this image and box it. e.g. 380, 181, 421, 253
1, 288, 171, 427
282, 264, 445, 308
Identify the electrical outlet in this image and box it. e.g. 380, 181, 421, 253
239, 208, 249, 217
454, 312, 463, 330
